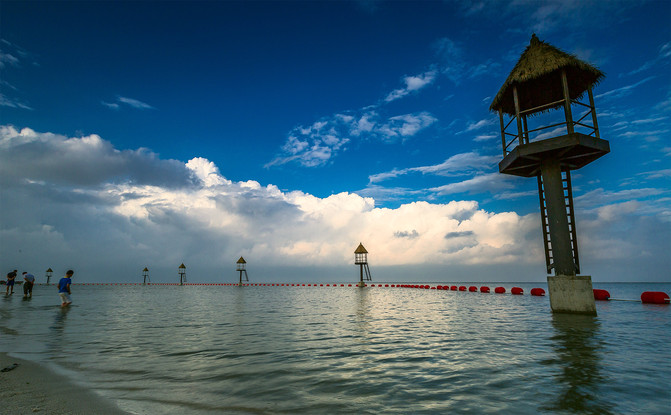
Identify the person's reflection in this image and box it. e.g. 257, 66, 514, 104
542, 314, 614, 414
51, 307, 71, 333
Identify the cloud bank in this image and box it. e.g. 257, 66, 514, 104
2, 126, 668, 282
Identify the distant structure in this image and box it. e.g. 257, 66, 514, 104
45, 268, 53, 285
142, 267, 150, 285
490, 34, 609, 315
178, 263, 186, 285
354, 243, 372, 288
236, 257, 249, 286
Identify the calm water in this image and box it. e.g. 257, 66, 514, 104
1, 282, 670, 414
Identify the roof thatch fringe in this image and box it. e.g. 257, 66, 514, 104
490, 34, 605, 116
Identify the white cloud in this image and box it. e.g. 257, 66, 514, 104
429, 172, 516, 196
2, 125, 668, 282
474, 134, 497, 142
379, 112, 438, 140
0, 126, 548, 278
595, 76, 655, 101
268, 110, 437, 167
459, 118, 496, 134
384, 70, 437, 102
186, 157, 230, 187
621, 41, 671, 77
0, 51, 19, 68
433, 37, 466, 84
575, 187, 668, 208
0, 93, 32, 110
369, 151, 498, 185
103, 96, 155, 110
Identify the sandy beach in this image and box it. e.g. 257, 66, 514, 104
0, 352, 129, 415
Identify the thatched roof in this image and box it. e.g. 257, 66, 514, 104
354, 243, 368, 254
237, 256, 246, 264
490, 34, 604, 116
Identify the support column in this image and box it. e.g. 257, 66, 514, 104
540, 158, 575, 276
541, 158, 596, 315
547, 275, 596, 315
358, 265, 365, 287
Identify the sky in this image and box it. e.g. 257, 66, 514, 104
1, 0, 670, 283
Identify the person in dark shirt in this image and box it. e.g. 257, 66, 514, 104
5, 271, 16, 295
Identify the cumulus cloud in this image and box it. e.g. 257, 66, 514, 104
0, 125, 191, 188
0, 125, 564, 282
3, 126, 667, 282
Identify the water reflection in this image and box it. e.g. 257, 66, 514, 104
50, 306, 71, 333
354, 287, 371, 334
543, 314, 614, 414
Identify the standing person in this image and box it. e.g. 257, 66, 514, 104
22, 272, 35, 298
57, 270, 73, 307
5, 271, 16, 295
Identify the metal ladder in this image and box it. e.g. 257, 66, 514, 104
537, 169, 580, 274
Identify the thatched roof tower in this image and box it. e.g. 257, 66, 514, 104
490, 34, 604, 116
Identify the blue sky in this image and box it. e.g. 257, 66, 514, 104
1, 0, 670, 283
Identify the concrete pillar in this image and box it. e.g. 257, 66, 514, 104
540, 158, 575, 276
547, 275, 596, 315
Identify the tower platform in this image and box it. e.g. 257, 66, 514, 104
499, 132, 610, 177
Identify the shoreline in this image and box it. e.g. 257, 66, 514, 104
0, 352, 130, 415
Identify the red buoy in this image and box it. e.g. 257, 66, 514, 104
451, 286, 457, 291
480, 286, 490, 293
511, 287, 524, 295
468, 286, 477, 292
530, 288, 545, 296
494, 287, 506, 294
459, 286, 467, 291
641, 291, 670, 304
593, 289, 610, 301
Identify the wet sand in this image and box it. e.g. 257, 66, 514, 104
0, 352, 129, 415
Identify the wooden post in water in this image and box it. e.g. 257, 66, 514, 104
142, 267, 149, 285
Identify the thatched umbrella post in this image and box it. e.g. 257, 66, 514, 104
490, 34, 611, 315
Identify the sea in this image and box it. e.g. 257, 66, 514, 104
1, 281, 670, 414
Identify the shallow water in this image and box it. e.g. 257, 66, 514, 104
1, 282, 670, 414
